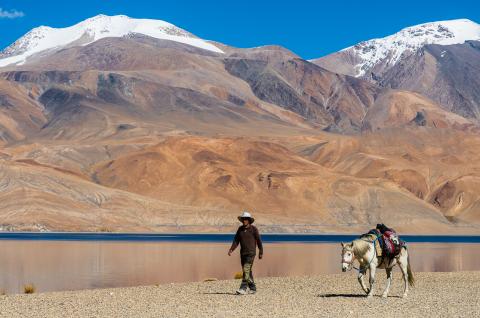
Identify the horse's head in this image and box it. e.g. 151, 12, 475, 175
341, 242, 355, 272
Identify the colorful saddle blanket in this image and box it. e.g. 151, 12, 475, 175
364, 229, 405, 257
382, 230, 404, 256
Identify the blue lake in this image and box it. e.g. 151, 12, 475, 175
1, 232, 479, 243
0, 233, 479, 294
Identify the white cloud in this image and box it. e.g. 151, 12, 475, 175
0, 8, 25, 19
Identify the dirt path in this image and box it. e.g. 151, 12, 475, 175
1, 271, 479, 317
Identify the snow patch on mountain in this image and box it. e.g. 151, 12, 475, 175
0, 14, 223, 67
344, 19, 480, 77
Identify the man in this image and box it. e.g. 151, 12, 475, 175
228, 211, 263, 295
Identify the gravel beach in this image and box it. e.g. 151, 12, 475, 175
1, 271, 479, 317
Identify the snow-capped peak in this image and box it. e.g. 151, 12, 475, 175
0, 14, 223, 67
345, 18, 480, 77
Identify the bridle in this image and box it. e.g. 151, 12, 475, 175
341, 249, 356, 271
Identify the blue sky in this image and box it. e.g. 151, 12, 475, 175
0, 0, 479, 59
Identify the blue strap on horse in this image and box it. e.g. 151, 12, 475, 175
353, 234, 381, 272
368, 235, 380, 266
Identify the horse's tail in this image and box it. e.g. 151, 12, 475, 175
407, 252, 415, 287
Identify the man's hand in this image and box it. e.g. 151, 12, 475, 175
259, 254, 263, 260
228, 249, 232, 256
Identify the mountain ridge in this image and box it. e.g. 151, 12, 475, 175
312, 18, 480, 121
0, 14, 223, 67
312, 18, 480, 78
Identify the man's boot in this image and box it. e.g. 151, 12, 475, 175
236, 288, 247, 295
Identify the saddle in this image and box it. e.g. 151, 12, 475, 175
367, 224, 405, 258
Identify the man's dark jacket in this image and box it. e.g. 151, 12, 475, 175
230, 225, 263, 257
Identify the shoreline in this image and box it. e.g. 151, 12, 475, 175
1, 271, 479, 317
1, 232, 479, 243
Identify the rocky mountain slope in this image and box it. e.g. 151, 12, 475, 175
378, 41, 480, 119
0, 15, 479, 233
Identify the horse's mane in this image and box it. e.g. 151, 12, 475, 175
352, 237, 372, 256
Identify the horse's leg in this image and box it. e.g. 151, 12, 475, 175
398, 253, 409, 298
367, 264, 377, 298
381, 267, 393, 298
357, 269, 369, 294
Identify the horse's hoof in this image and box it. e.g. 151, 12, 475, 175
366, 294, 373, 299
381, 293, 388, 298
402, 293, 408, 298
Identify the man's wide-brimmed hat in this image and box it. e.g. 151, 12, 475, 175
238, 211, 254, 223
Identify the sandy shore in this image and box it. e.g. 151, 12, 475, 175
1, 271, 479, 317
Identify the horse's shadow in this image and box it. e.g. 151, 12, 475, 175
318, 293, 365, 298
318, 293, 403, 299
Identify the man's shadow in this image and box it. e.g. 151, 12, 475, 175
202, 292, 238, 296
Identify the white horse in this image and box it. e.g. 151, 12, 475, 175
341, 237, 414, 298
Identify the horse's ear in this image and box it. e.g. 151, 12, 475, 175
341, 242, 345, 248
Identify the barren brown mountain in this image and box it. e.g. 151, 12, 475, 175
0, 16, 479, 233
313, 20, 480, 122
